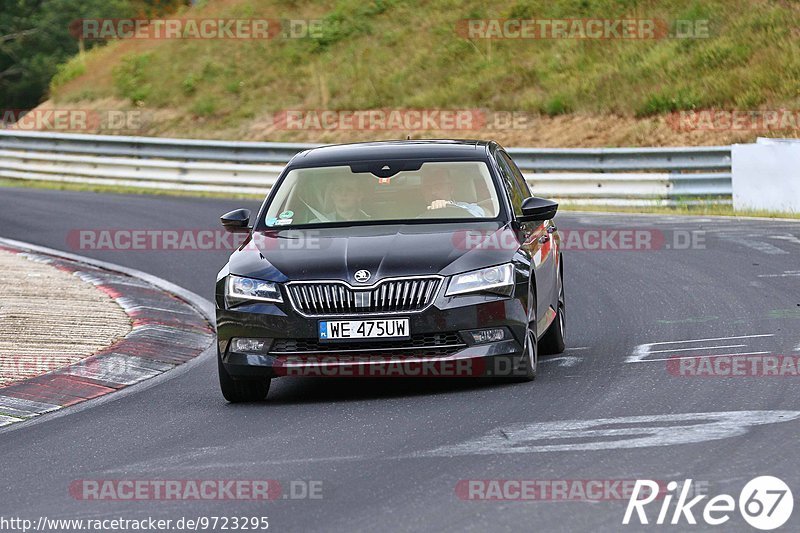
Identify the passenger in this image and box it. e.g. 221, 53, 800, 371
315, 175, 371, 222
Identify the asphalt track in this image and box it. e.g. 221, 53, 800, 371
1, 186, 800, 532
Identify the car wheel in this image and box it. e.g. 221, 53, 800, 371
218, 355, 270, 402
513, 327, 538, 382
540, 271, 566, 355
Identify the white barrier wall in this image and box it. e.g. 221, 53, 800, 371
732, 139, 800, 213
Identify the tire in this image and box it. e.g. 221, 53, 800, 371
514, 327, 538, 382
540, 269, 566, 355
218, 355, 270, 402
501, 300, 537, 383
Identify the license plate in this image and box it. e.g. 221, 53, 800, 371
319, 318, 410, 341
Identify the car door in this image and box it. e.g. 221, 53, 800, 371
496, 150, 558, 338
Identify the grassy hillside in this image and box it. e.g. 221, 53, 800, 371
43, 0, 800, 146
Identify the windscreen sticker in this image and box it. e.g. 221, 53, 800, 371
265, 217, 278, 227
275, 218, 293, 226
279, 210, 294, 219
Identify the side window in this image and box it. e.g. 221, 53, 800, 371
500, 151, 531, 198
495, 152, 525, 216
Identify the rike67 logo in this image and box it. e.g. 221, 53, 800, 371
624, 476, 793, 530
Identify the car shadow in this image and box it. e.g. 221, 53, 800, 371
261, 376, 521, 404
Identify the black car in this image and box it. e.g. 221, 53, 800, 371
215, 140, 565, 402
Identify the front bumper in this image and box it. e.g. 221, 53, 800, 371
216, 286, 529, 379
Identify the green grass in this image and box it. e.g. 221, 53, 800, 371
49, 55, 87, 91
112, 52, 153, 104
47, 0, 800, 140
560, 203, 800, 220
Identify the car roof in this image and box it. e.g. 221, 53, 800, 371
288, 139, 496, 167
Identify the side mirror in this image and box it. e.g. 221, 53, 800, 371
518, 197, 558, 222
220, 208, 251, 233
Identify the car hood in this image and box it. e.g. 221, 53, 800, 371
227, 222, 520, 283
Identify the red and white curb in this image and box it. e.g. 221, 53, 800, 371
0, 240, 214, 428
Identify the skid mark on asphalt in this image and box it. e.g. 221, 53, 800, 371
540, 347, 588, 368
768, 234, 800, 246
626, 334, 775, 364
757, 270, 800, 278
540, 356, 582, 368
718, 235, 789, 255
89, 412, 800, 467
630, 352, 771, 364
646, 344, 748, 354
413, 411, 800, 456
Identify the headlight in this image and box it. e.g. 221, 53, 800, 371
445, 263, 515, 297
226, 275, 283, 304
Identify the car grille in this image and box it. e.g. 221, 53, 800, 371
270, 332, 465, 357
286, 277, 442, 316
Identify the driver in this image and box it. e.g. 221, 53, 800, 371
422, 167, 484, 217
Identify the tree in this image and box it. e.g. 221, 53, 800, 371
0, 0, 186, 110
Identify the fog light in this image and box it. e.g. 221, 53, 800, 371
467, 328, 508, 344
231, 338, 271, 353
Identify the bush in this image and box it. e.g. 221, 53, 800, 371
50, 56, 86, 91
636, 90, 699, 117
113, 53, 152, 104
191, 96, 217, 117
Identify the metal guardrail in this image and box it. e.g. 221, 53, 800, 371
0, 130, 732, 204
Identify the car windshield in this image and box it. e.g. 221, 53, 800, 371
261, 161, 501, 227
